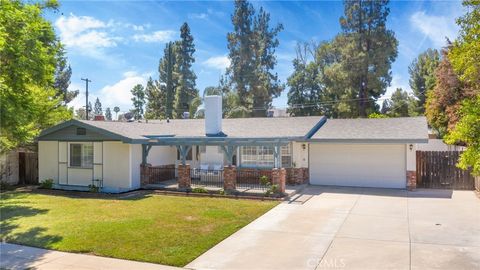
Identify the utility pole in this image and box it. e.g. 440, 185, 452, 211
81, 78, 92, 120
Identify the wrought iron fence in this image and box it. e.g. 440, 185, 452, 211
236, 169, 272, 191
190, 168, 224, 188
150, 166, 176, 184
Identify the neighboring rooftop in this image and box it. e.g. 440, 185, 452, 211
310, 117, 428, 142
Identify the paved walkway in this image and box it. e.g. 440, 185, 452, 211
0, 243, 181, 270
187, 186, 480, 270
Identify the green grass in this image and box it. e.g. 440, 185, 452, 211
0, 190, 277, 266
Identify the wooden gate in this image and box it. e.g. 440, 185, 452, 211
19, 152, 38, 184
416, 151, 474, 190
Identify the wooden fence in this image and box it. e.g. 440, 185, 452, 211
416, 151, 474, 190
19, 152, 38, 184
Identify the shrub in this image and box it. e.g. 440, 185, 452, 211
0, 181, 13, 192
88, 184, 100, 193
259, 175, 269, 186
191, 187, 208, 194
39, 179, 54, 189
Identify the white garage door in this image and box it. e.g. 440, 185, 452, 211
309, 144, 406, 188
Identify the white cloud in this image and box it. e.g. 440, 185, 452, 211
133, 30, 176, 43
203, 56, 230, 70
55, 14, 118, 52
189, 13, 208, 20
410, 11, 459, 48
68, 72, 147, 114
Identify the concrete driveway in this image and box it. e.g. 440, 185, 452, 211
187, 186, 480, 270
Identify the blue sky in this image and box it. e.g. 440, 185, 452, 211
45, 0, 464, 115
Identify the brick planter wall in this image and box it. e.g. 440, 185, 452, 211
223, 165, 237, 191
406, 170, 416, 191
177, 164, 191, 190
272, 168, 286, 194
285, 167, 309, 185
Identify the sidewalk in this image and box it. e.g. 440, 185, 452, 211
0, 243, 182, 270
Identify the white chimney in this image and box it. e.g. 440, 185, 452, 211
205, 95, 222, 136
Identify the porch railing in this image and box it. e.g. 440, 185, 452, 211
236, 169, 272, 191
150, 166, 176, 183
190, 168, 224, 188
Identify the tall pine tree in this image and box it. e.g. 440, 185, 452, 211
408, 48, 440, 114
145, 77, 165, 119
227, 0, 283, 116
159, 42, 178, 119
339, 0, 398, 117
54, 48, 78, 104
94, 97, 103, 116
174, 23, 198, 118
105, 107, 112, 121
131, 84, 145, 120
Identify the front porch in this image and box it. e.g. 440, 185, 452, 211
139, 137, 309, 197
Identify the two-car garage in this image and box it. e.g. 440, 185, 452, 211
309, 144, 407, 188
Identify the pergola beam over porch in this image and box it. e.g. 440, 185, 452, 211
141, 136, 292, 166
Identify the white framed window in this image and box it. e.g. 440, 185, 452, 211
69, 143, 93, 168
240, 146, 274, 168
281, 144, 292, 168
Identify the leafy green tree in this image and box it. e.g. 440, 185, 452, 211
380, 99, 392, 115
54, 48, 78, 104
388, 88, 410, 117
408, 49, 440, 114
227, 0, 283, 116
449, 0, 480, 87
131, 84, 145, 120
368, 112, 388, 118
94, 97, 103, 116
159, 41, 178, 119
445, 95, 480, 175
113, 106, 120, 120
145, 77, 165, 119
338, 0, 398, 117
105, 107, 112, 121
75, 108, 86, 120
0, 0, 72, 151
425, 47, 476, 137
287, 43, 322, 116
174, 23, 197, 118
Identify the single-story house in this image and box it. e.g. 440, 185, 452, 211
37, 96, 428, 193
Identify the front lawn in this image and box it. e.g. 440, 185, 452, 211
0, 189, 277, 266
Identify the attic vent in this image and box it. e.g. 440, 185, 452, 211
76, 127, 86, 135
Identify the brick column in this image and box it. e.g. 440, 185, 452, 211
223, 165, 237, 191
406, 170, 416, 191
272, 168, 286, 194
177, 164, 191, 190
140, 164, 152, 186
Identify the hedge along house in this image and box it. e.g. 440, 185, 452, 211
37, 95, 428, 193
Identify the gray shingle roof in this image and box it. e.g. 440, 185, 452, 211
77, 116, 324, 140
310, 117, 428, 142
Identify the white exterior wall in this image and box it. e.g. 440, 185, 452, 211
39, 141, 59, 183
292, 142, 309, 168
103, 141, 132, 189
130, 144, 142, 189
406, 144, 416, 171
201, 146, 224, 166
148, 146, 176, 165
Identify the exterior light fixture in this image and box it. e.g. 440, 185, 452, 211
302, 143, 306, 150
409, 144, 414, 151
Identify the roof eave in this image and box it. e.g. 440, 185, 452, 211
307, 138, 429, 144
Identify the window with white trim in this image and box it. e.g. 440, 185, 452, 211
69, 143, 93, 168
281, 144, 292, 168
240, 146, 275, 168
